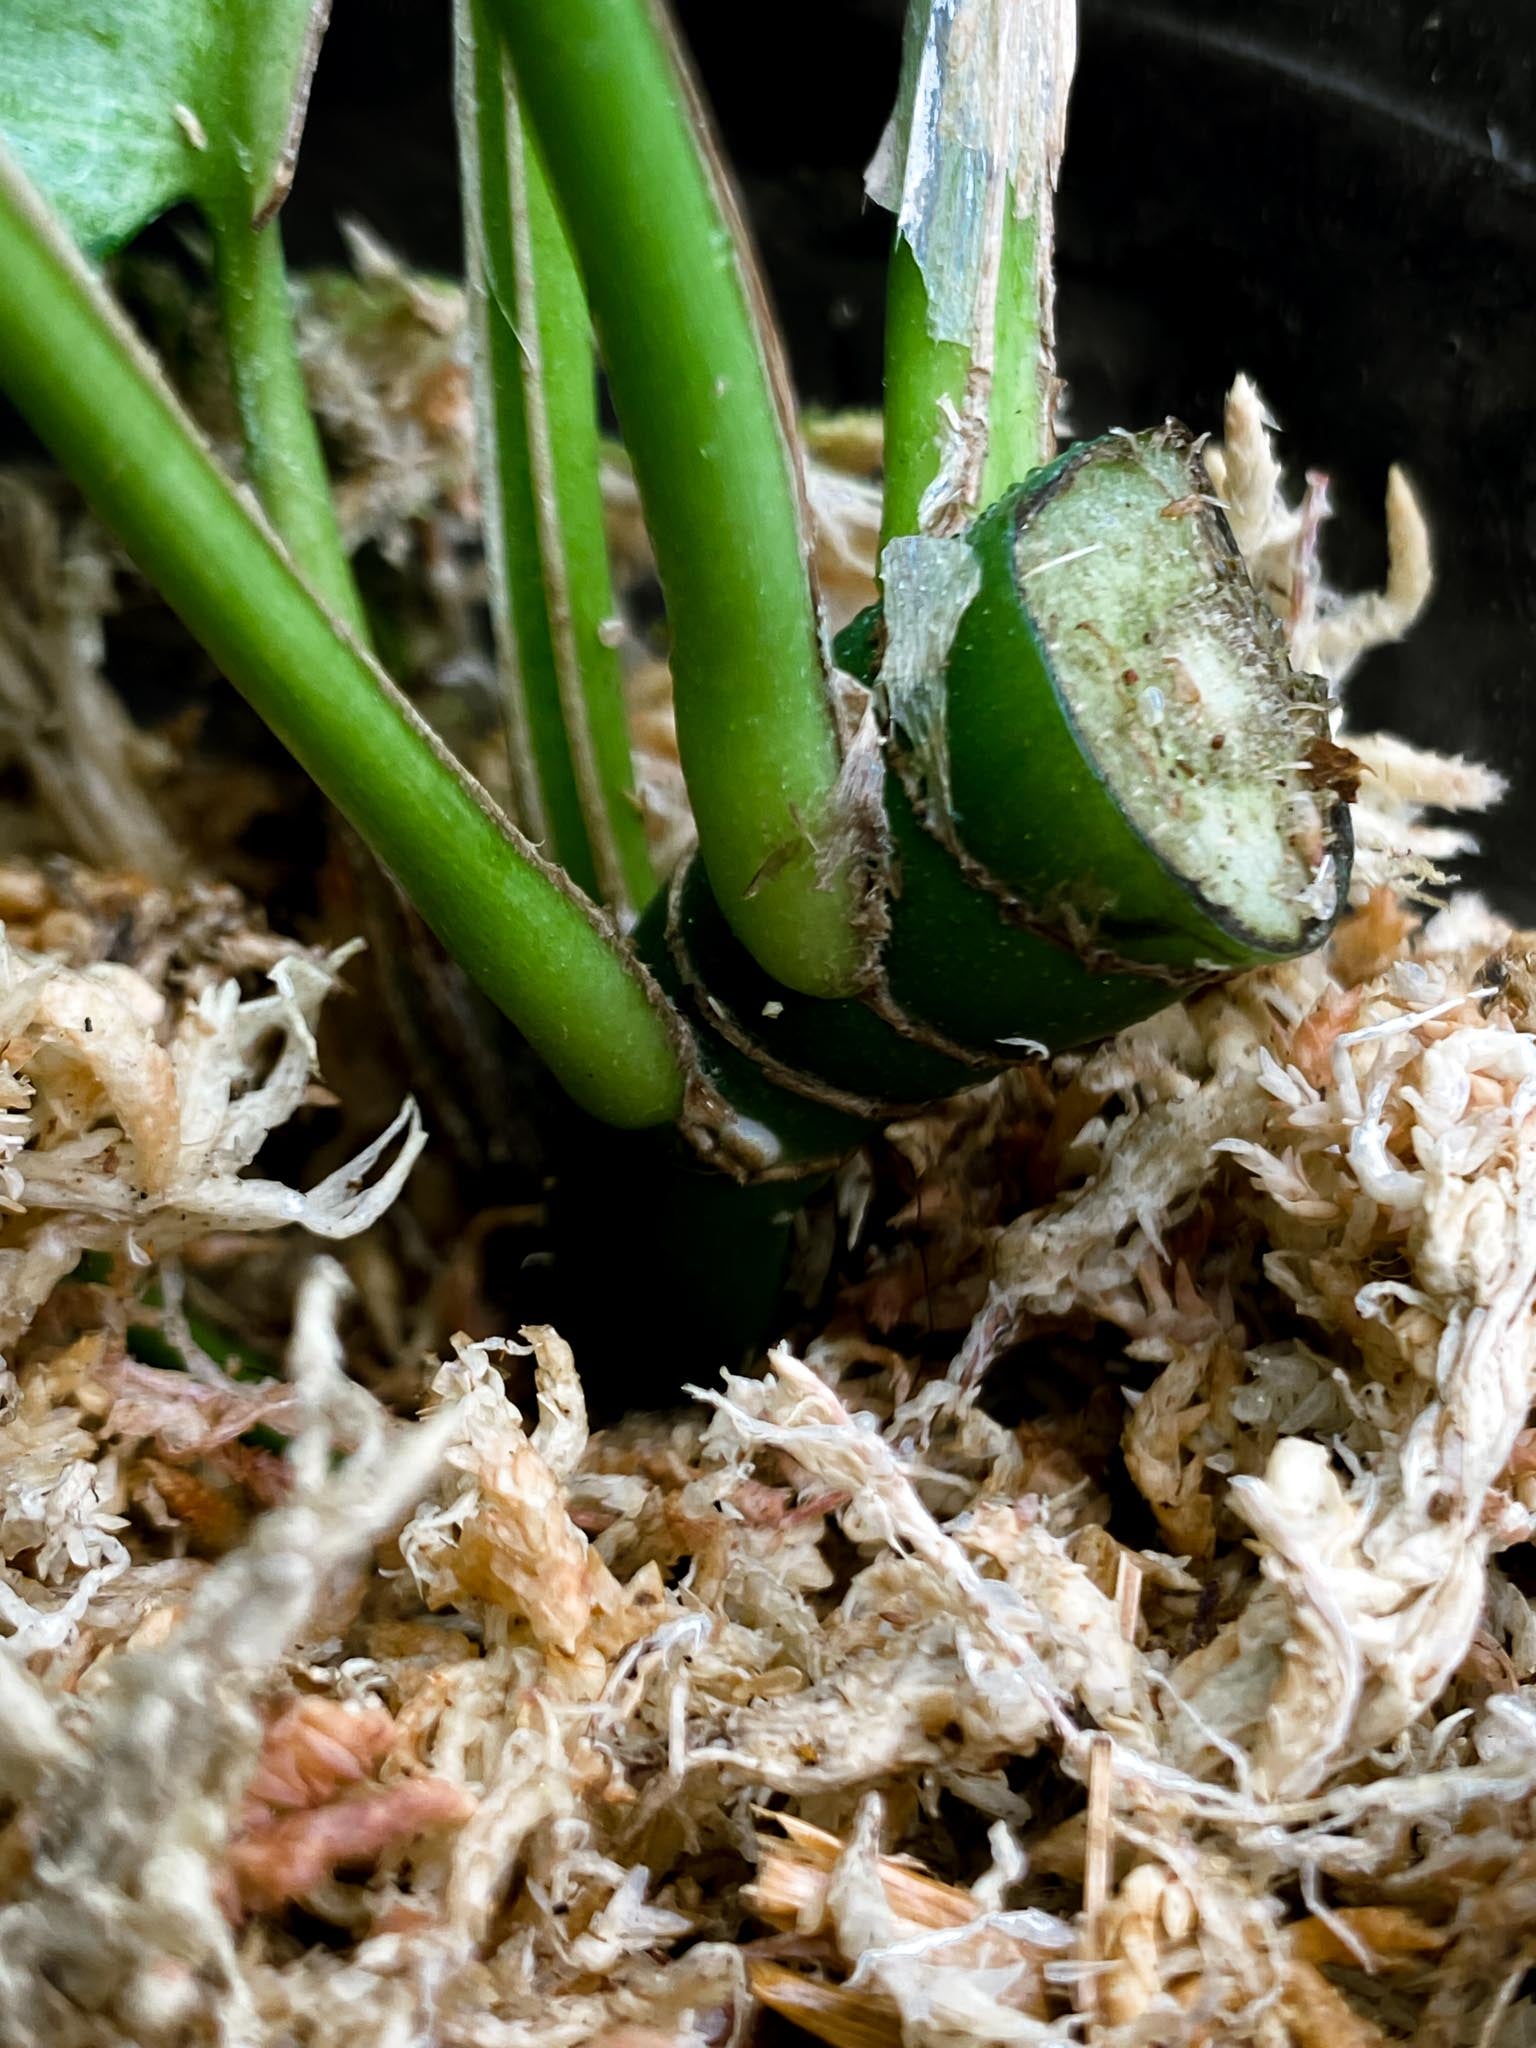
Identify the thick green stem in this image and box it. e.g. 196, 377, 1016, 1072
0, 141, 685, 1131
661, 432, 1350, 1139
882, 206, 1044, 543
212, 214, 367, 636
486, 0, 864, 999
457, 0, 654, 915
879, 0, 1073, 542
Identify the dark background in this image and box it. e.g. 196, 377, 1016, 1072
270, 1, 1536, 919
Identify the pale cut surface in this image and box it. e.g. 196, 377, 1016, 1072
1014, 433, 1335, 946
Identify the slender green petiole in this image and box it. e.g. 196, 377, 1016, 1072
0, 140, 686, 1131
212, 213, 368, 637
486, 0, 865, 1000
456, 0, 654, 916
882, 212, 1045, 544
879, 0, 1076, 542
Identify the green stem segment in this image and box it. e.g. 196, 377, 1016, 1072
882, 205, 1045, 544
0, 140, 685, 1131
457, 0, 654, 915
654, 432, 1351, 1151
212, 214, 367, 637
879, 0, 1071, 542
486, 0, 863, 999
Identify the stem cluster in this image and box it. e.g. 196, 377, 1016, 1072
0, 0, 1351, 1205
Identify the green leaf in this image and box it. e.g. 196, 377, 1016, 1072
0, 0, 328, 254
0, 5, 365, 636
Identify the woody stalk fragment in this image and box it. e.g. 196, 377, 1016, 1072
0, 0, 1351, 1314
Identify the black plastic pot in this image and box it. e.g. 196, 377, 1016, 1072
1060, 2, 1536, 921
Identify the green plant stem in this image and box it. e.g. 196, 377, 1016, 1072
882, 235, 965, 547
0, 140, 686, 1131
486, 0, 864, 999
882, 207, 1043, 543
457, 0, 653, 915
879, 0, 1066, 542
211, 214, 367, 636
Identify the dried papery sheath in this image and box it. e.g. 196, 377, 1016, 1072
868, 0, 1074, 348
877, 532, 981, 828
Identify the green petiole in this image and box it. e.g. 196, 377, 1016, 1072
212, 213, 367, 636
0, 141, 687, 1132
487, 0, 867, 1000
878, 0, 1074, 542
457, 0, 655, 915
